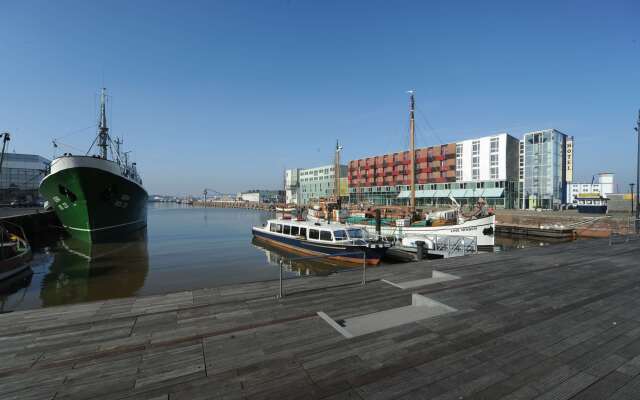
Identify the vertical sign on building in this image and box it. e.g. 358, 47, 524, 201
566, 137, 573, 183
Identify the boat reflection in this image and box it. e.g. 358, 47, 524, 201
40, 230, 149, 307
492, 234, 573, 252
251, 237, 366, 276
0, 267, 33, 313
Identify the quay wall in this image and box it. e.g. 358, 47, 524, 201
193, 201, 276, 211
0, 209, 60, 247
494, 209, 635, 236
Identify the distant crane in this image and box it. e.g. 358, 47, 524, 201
203, 188, 225, 206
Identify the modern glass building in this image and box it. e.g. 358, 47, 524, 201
299, 164, 348, 205
0, 153, 50, 202
522, 129, 569, 209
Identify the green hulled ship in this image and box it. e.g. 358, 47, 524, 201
40, 88, 148, 243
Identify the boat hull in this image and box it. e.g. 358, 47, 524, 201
352, 215, 496, 247
40, 159, 148, 243
577, 205, 608, 214
252, 228, 387, 265
0, 249, 32, 281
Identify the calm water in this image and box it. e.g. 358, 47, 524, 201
0, 205, 571, 312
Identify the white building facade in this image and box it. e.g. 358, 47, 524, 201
456, 133, 520, 182
285, 168, 301, 205
453, 133, 520, 208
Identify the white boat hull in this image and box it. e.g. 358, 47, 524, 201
351, 215, 496, 247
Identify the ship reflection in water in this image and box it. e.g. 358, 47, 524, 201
0, 231, 149, 312
251, 237, 371, 277
40, 232, 149, 308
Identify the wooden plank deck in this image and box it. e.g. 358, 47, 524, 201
1, 237, 640, 399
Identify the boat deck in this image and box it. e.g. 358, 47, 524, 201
2, 237, 640, 399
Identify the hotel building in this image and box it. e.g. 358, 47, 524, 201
521, 129, 572, 209
348, 133, 520, 208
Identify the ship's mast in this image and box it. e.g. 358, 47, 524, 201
334, 139, 342, 203
408, 90, 416, 215
98, 88, 109, 159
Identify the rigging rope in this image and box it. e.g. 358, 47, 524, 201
52, 124, 96, 142
415, 106, 446, 145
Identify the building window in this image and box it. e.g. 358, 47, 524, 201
456, 144, 463, 181
490, 138, 499, 179
490, 137, 499, 153
472, 140, 480, 180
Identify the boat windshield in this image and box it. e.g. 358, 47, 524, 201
346, 228, 365, 239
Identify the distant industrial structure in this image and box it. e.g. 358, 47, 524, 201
237, 189, 284, 204
566, 173, 615, 205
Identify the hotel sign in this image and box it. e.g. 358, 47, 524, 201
566, 138, 573, 182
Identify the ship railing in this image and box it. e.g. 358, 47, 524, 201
430, 235, 478, 258
609, 221, 640, 246
275, 251, 368, 299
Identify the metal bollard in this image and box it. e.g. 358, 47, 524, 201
415, 241, 425, 261
278, 259, 284, 298
362, 251, 367, 286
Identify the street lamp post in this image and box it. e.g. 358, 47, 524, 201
635, 110, 640, 231
631, 183, 635, 217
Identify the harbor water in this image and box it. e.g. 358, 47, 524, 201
0, 204, 572, 312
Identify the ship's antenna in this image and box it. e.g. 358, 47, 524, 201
408, 89, 416, 216
98, 88, 109, 159
114, 137, 123, 165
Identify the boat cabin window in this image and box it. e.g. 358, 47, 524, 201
309, 229, 319, 240
275, 224, 283, 233
283, 225, 291, 235
346, 228, 364, 239
334, 230, 347, 240
300, 227, 307, 238
291, 226, 299, 236
320, 231, 333, 241
270, 223, 277, 232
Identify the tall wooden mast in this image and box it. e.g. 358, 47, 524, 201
408, 90, 416, 214
334, 139, 342, 202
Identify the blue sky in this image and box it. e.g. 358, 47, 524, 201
1, 0, 639, 195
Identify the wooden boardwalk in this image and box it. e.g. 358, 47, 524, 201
2, 237, 640, 399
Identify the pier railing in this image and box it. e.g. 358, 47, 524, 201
276, 251, 367, 299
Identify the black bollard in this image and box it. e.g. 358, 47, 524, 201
415, 241, 425, 260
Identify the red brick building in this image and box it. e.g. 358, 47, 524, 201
348, 143, 457, 189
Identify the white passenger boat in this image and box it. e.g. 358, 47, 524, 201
252, 219, 391, 265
